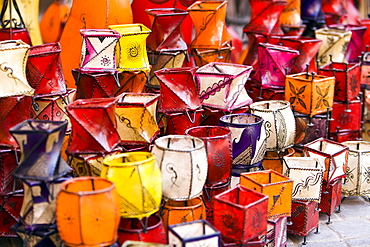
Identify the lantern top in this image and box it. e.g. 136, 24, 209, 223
196, 62, 252, 77
219, 113, 264, 127
145, 8, 188, 17
66, 97, 118, 109
187, 1, 227, 11
28, 42, 62, 56
315, 27, 352, 37
286, 72, 335, 83
240, 170, 293, 187
342, 141, 370, 153
304, 138, 349, 156
185, 125, 231, 141
80, 29, 120, 38
283, 157, 324, 171
0, 39, 29, 50
103, 152, 156, 168
59, 177, 116, 196
153, 135, 205, 152
249, 100, 291, 112
116, 93, 159, 107
108, 23, 151, 36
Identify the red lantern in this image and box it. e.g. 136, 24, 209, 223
0, 192, 23, 237
320, 178, 343, 224
0, 147, 21, 196
329, 100, 362, 133
161, 109, 204, 135
202, 180, 230, 224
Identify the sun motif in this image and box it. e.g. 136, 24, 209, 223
126, 42, 141, 61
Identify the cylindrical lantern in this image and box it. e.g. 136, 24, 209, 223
79, 29, 120, 71
56, 177, 121, 247
101, 152, 162, 218
109, 24, 151, 73
341, 141, 370, 197
118, 214, 167, 245
151, 135, 207, 200
185, 126, 232, 186
249, 100, 296, 151
219, 113, 267, 173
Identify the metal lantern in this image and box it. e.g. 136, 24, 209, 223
285, 72, 335, 117
218, 113, 267, 175
249, 100, 296, 151
315, 27, 352, 67
168, 220, 221, 247
79, 29, 120, 71
341, 141, 370, 197
9, 119, 71, 181
66, 97, 120, 154
109, 24, 151, 73
26, 42, 66, 96
303, 138, 349, 183
101, 152, 162, 218
240, 170, 293, 219
283, 157, 324, 201
195, 62, 253, 111
213, 184, 268, 244
56, 177, 121, 247
0, 40, 34, 97
152, 135, 207, 201
115, 93, 160, 145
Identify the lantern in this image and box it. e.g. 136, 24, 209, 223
115, 93, 160, 145
0, 147, 21, 196
195, 62, 253, 111
282, 157, 324, 201
329, 100, 362, 134
248, 84, 285, 102
118, 214, 167, 245
161, 109, 204, 135
115, 70, 148, 95
160, 196, 206, 230
341, 141, 370, 197
202, 180, 230, 224
79, 29, 120, 71
9, 119, 71, 181
101, 152, 162, 218
262, 148, 295, 174
56, 177, 121, 247
0, 192, 23, 237
109, 24, 151, 73
303, 138, 349, 183
0, 40, 33, 97
300, 0, 326, 37
279, 0, 303, 35
185, 126, 232, 186
266, 216, 288, 247
285, 72, 335, 117
0, 95, 32, 147
320, 178, 342, 223
26, 42, 66, 96
218, 113, 267, 174
254, 43, 299, 88
191, 45, 232, 67
152, 135, 207, 201
315, 27, 352, 67
330, 129, 362, 143
249, 100, 295, 151
66, 97, 120, 154
213, 185, 268, 244
201, 106, 248, 126
168, 220, 221, 246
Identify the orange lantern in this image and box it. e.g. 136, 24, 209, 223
56, 177, 121, 247
262, 148, 295, 174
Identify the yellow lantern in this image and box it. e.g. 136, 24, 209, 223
101, 152, 162, 218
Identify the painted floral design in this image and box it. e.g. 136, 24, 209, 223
315, 85, 330, 109
288, 81, 307, 109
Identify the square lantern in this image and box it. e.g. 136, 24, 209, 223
315, 27, 352, 67
320, 178, 343, 223
168, 220, 221, 246
330, 130, 362, 143
341, 141, 370, 197
287, 200, 319, 238
329, 100, 362, 133
285, 72, 335, 117
318, 62, 361, 102
191, 44, 232, 67
195, 62, 253, 111
203, 181, 231, 224
115, 93, 160, 145
213, 185, 268, 244
248, 85, 285, 102
303, 138, 348, 183
240, 170, 293, 219
282, 157, 324, 202
249, 100, 296, 151
79, 29, 121, 71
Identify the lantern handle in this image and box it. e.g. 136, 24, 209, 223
186, 110, 197, 124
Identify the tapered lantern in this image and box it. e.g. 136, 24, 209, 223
187, 1, 231, 50
115, 93, 159, 145
56, 177, 121, 247
155, 67, 201, 113
315, 27, 352, 67
282, 157, 324, 201
152, 135, 207, 201
195, 62, 253, 111
109, 24, 151, 73
9, 119, 71, 181
162, 109, 204, 135
240, 170, 293, 219
254, 43, 299, 88
186, 126, 232, 186
0, 40, 33, 97
285, 72, 335, 117
341, 141, 370, 197
168, 220, 221, 246
79, 29, 120, 71
218, 113, 267, 174
26, 42, 66, 96
101, 152, 162, 218
66, 97, 120, 154
118, 214, 167, 245
249, 100, 295, 151
0, 95, 32, 147
303, 138, 349, 182
213, 185, 268, 244
0, 147, 20, 196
